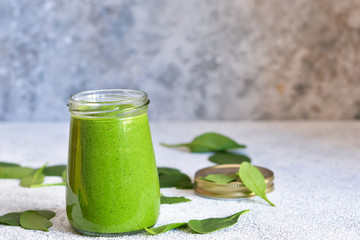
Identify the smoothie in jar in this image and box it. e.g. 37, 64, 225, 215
66, 89, 160, 236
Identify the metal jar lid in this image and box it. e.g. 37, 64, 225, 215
194, 164, 274, 199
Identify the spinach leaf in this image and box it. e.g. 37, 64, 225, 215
158, 167, 181, 175
161, 132, 246, 153
145, 210, 250, 235
145, 222, 187, 235
0, 166, 35, 179
20, 210, 53, 231
200, 173, 238, 184
239, 162, 275, 206
62, 169, 67, 183
0, 162, 66, 187
43, 165, 66, 177
159, 172, 193, 189
28, 166, 67, 187
209, 152, 251, 165
188, 210, 249, 234
34, 210, 56, 220
161, 195, 191, 204
0, 162, 21, 167
158, 167, 193, 189
0, 212, 22, 226
0, 210, 55, 227
20, 164, 47, 187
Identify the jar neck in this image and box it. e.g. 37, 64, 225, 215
68, 89, 149, 119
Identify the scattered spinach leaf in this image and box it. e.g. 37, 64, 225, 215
145, 210, 249, 235
27, 166, 67, 187
158, 167, 193, 189
239, 162, 275, 207
159, 172, 193, 189
161, 195, 191, 204
34, 210, 56, 220
0, 166, 35, 179
0, 162, 67, 188
0, 210, 55, 227
145, 222, 187, 235
161, 132, 246, 153
158, 167, 181, 175
188, 210, 249, 234
174, 180, 194, 189
0, 162, 21, 167
200, 173, 238, 184
20, 163, 47, 188
209, 152, 251, 165
62, 169, 67, 183
20, 210, 53, 231
43, 165, 66, 177
0, 212, 22, 226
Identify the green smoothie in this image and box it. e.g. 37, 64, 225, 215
66, 111, 160, 235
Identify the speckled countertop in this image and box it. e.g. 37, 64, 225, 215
0, 122, 359, 240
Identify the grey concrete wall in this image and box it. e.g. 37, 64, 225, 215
0, 0, 360, 121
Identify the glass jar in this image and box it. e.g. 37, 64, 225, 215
66, 89, 160, 236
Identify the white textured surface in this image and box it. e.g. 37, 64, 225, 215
0, 121, 360, 240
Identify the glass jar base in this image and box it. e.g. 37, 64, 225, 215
73, 227, 146, 237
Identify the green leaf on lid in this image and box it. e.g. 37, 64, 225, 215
199, 173, 238, 184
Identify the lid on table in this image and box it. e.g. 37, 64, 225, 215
194, 164, 274, 199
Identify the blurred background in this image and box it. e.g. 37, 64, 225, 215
0, 0, 359, 121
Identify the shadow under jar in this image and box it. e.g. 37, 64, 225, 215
66, 89, 160, 236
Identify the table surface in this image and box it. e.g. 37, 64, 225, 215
0, 121, 359, 240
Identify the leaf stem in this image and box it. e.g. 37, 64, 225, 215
160, 143, 188, 148
30, 182, 65, 188
264, 196, 275, 207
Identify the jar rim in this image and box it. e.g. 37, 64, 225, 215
68, 89, 148, 106
68, 89, 149, 118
